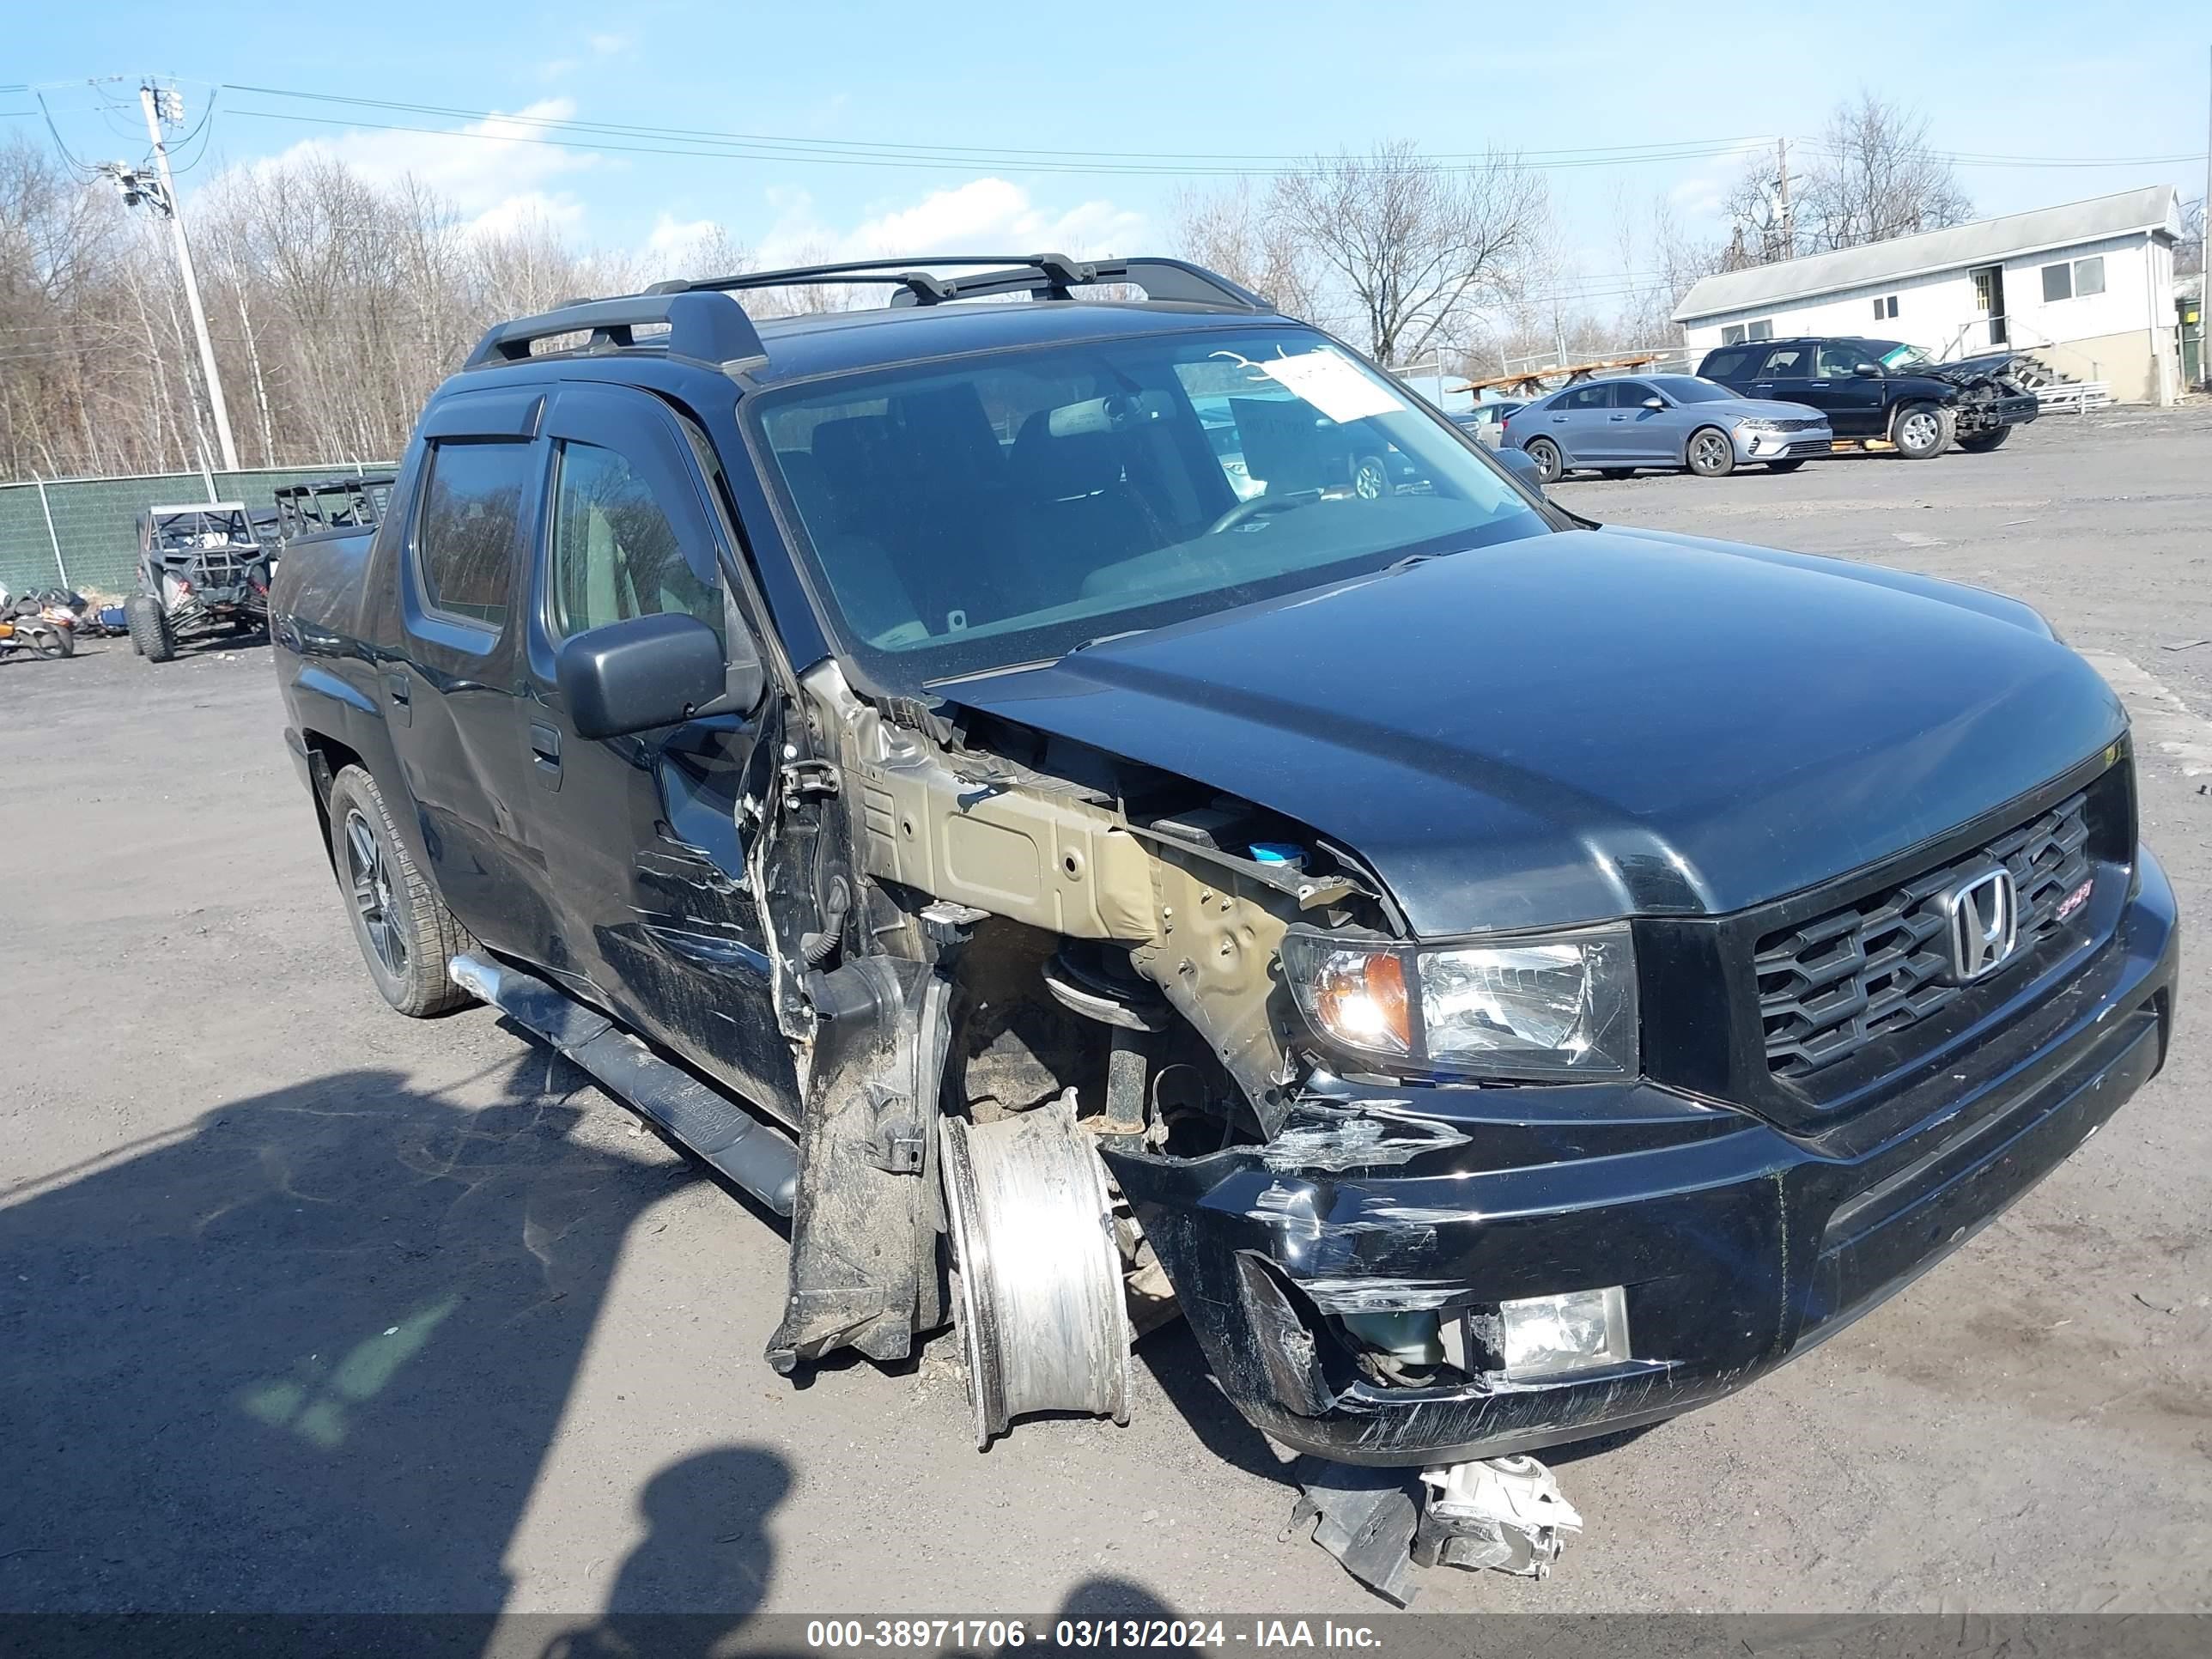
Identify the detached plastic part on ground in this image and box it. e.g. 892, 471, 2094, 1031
1286, 1453, 1583, 1605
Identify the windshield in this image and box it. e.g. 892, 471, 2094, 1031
751, 326, 1548, 690
1648, 376, 1735, 404
1871, 340, 1936, 371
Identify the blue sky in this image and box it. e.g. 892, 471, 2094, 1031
7, 0, 2204, 295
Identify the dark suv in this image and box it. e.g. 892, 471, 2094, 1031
270, 253, 2173, 1595
1698, 336, 2039, 458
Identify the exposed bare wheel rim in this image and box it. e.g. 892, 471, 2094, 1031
1899, 410, 1942, 453
1690, 430, 1731, 475
343, 807, 408, 979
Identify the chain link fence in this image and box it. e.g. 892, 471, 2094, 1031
1, 464, 392, 598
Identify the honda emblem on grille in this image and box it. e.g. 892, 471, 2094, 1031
1942, 866, 2019, 983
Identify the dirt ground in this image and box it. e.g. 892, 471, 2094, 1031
3, 404, 2210, 1624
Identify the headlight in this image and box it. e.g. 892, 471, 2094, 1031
1281, 923, 1638, 1079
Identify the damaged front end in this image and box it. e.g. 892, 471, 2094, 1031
751, 645, 2174, 1596
1924, 352, 2043, 438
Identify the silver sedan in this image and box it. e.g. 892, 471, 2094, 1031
1506, 374, 1832, 482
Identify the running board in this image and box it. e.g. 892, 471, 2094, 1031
447, 952, 798, 1216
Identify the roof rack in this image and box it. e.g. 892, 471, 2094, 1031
461, 252, 1271, 372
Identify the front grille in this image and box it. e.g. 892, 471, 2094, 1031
1766, 417, 1824, 433
1784, 438, 1832, 456
1754, 790, 2093, 1079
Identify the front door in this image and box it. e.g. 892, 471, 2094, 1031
1803, 342, 1890, 435
1971, 265, 2008, 348
516, 383, 799, 1120
1600, 380, 1674, 463
385, 392, 548, 954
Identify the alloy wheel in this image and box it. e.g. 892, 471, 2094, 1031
343, 809, 408, 977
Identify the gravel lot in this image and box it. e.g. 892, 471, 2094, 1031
4, 405, 2210, 1626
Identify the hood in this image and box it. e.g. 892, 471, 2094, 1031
1927, 350, 2024, 385
943, 528, 2124, 937
1730, 397, 1825, 422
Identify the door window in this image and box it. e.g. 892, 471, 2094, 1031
416, 441, 532, 629
1613, 381, 1656, 407
1815, 343, 1868, 377
1561, 382, 1614, 410
548, 440, 724, 646
1757, 345, 1812, 379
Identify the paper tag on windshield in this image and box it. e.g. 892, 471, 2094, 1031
1258, 349, 1407, 423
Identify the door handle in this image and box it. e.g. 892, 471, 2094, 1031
528, 721, 562, 792
1550, 415, 1568, 424
1607, 414, 1627, 422
383, 671, 410, 727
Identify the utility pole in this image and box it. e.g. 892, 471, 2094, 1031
1774, 137, 1795, 260
136, 83, 239, 473
2201, 45, 2209, 387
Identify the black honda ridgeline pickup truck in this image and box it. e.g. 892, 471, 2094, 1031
272, 253, 2176, 1583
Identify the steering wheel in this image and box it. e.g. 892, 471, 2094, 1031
1204, 490, 1316, 538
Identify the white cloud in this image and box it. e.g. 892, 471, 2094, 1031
588, 32, 631, 56
757, 179, 1147, 266
260, 98, 600, 234
647, 212, 722, 259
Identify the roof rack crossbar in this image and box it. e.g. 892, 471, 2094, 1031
464, 289, 768, 370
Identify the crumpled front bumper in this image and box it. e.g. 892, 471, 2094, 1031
1108, 848, 2178, 1467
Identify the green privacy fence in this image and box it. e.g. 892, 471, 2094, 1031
0, 464, 395, 598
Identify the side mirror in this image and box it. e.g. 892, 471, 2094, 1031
1853, 362, 1882, 378
1642, 396, 1666, 410
1495, 447, 1545, 492
558, 611, 733, 740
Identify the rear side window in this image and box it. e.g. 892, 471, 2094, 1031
1562, 383, 1613, 410
1701, 349, 1751, 380
417, 441, 532, 628
1758, 345, 1812, 379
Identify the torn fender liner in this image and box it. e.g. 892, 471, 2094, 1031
766, 954, 953, 1371
1286, 1457, 1424, 1607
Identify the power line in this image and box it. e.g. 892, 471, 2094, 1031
222, 104, 1764, 178
222, 82, 1771, 168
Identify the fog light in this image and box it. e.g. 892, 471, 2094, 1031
1498, 1287, 1630, 1379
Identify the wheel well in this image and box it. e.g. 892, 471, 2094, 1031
301, 730, 365, 872
1685, 422, 1729, 459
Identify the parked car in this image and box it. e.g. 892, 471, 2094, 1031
1507, 374, 1831, 482
125, 502, 273, 663
1449, 400, 1522, 449
270, 252, 2176, 1596
1697, 337, 2039, 459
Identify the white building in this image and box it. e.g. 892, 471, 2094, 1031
1673, 186, 2186, 404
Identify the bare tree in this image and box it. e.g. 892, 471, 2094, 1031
2179, 195, 2203, 280
1169, 179, 1325, 324
1268, 143, 1545, 365
1797, 94, 1972, 251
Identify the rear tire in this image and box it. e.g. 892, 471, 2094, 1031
1957, 426, 2013, 453
1686, 427, 1735, 477
1892, 401, 1953, 459
325, 764, 477, 1018
125, 594, 174, 662
30, 625, 73, 659
1523, 437, 1563, 484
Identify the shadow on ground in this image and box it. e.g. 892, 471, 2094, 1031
0, 1054, 733, 1614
